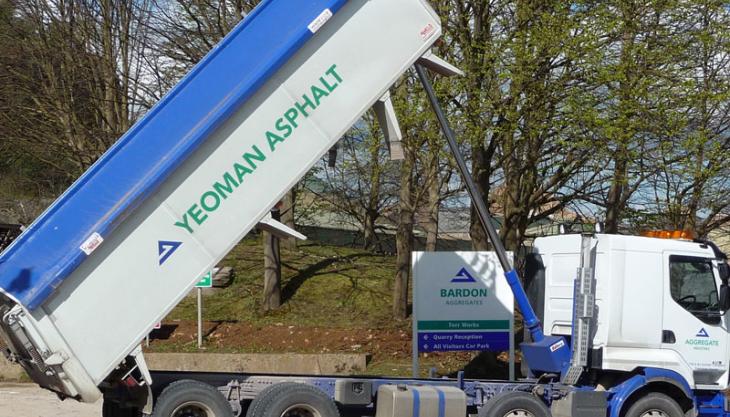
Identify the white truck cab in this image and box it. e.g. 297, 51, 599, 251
532, 233, 730, 390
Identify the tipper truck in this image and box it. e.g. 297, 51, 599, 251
1, 0, 730, 416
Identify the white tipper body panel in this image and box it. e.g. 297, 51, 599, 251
9, 0, 442, 402
535, 234, 730, 389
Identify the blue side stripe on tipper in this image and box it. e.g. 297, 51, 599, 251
435, 387, 446, 417
412, 388, 421, 417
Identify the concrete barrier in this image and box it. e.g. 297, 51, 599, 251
145, 353, 368, 375
0, 352, 368, 381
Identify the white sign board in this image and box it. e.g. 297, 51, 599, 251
412, 251, 514, 376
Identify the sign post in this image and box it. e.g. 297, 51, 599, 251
195, 271, 213, 348
412, 252, 515, 379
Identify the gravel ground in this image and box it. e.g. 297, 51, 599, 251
0, 383, 101, 417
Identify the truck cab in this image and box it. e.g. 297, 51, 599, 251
532, 233, 730, 390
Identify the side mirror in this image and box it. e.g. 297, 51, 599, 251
719, 262, 730, 282
720, 284, 730, 312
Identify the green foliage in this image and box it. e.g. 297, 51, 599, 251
424, 0, 730, 241
422, 1, 610, 250
587, 0, 730, 234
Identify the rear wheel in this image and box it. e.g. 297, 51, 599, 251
624, 393, 683, 417
245, 382, 339, 417
151, 380, 232, 417
478, 391, 550, 417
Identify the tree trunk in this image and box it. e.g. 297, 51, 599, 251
424, 156, 440, 252
500, 179, 525, 252
605, 147, 628, 234
500, 213, 526, 254
469, 141, 492, 251
393, 149, 414, 320
604, 182, 623, 234
363, 133, 383, 251
262, 227, 281, 311
605, 9, 638, 235
279, 190, 297, 250
363, 209, 378, 251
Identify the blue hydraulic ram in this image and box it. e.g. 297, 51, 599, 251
414, 64, 572, 376
0, 0, 348, 310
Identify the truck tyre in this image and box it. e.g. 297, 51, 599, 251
151, 380, 232, 417
624, 393, 684, 417
479, 391, 550, 417
245, 384, 288, 417
245, 382, 339, 417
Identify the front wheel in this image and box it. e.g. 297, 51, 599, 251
624, 393, 684, 417
478, 391, 550, 417
151, 380, 232, 417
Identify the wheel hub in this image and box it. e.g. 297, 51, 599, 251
502, 409, 535, 417
640, 410, 668, 417
280, 403, 322, 417
171, 401, 215, 417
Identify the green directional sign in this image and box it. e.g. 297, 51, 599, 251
195, 272, 213, 288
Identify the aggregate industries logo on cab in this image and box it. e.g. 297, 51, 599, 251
439, 267, 487, 305
685, 328, 719, 350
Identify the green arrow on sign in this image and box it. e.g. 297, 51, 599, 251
195, 272, 213, 288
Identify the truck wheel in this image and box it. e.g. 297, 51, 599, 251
246, 382, 339, 417
479, 391, 550, 417
151, 380, 232, 417
245, 384, 286, 417
624, 393, 684, 417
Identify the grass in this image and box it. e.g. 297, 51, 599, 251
165, 234, 406, 330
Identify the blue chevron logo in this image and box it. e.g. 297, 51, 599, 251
451, 267, 477, 283
158, 241, 182, 265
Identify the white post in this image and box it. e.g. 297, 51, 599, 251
412, 328, 419, 378
412, 252, 419, 378
509, 318, 515, 381
197, 287, 203, 349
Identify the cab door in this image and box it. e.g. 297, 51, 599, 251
661, 254, 729, 388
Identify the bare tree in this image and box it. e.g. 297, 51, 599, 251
314, 117, 399, 252
146, 0, 258, 95
2, 0, 154, 180
389, 74, 446, 319
393, 143, 415, 319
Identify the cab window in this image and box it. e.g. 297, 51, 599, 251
669, 255, 720, 323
